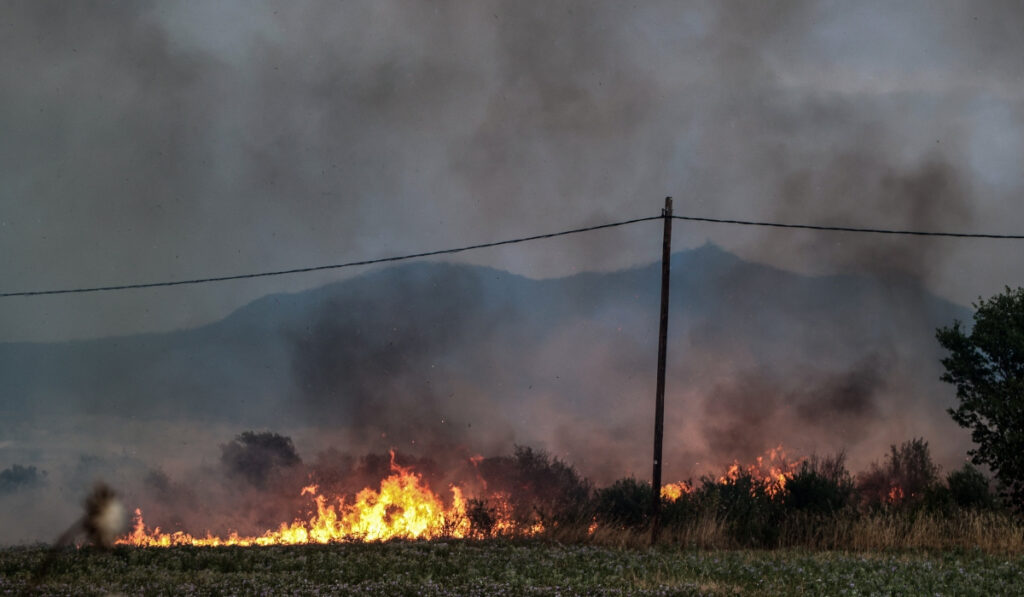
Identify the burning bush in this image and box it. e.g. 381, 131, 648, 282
694, 471, 783, 547
465, 498, 498, 538
114, 436, 1015, 550
476, 446, 592, 528
857, 438, 940, 509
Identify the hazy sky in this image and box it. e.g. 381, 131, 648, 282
2, 0, 1023, 342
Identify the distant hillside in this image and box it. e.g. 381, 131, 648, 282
0, 243, 972, 478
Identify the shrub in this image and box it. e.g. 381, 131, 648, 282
695, 471, 782, 547
465, 498, 497, 538
592, 478, 653, 527
857, 438, 939, 509
783, 453, 854, 514
947, 463, 996, 510
477, 446, 592, 527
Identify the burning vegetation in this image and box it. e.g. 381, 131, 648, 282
107, 432, 1007, 550
122, 452, 533, 546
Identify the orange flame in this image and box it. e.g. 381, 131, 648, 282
659, 445, 802, 502
119, 454, 535, 547
660, 481, 693, 501
715, 445, 801, 497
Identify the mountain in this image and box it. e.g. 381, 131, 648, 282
0, 243, 972, 479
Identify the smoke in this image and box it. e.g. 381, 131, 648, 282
772, 153, 972, 279
288, 264, 512, 446
220, 431, 302, 488
3, 1, 1022, 342
0, 464, 47, 495
87, 434, 592, 540
702, 355, 890, 460
0, 240, 975, 543
2, 1, 1021, 542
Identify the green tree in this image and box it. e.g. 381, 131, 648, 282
936, 287, 1024, 509
946, 463, 995, 510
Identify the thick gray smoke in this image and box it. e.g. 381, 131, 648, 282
2, 1, 1023, 341
220, 431, 302, 488
1, 1, 1022, 543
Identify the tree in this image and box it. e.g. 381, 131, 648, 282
946, 463, 995, 510
936, 287, 1024, 509
856, 438, 939, 508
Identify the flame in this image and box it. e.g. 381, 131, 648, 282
121, 446, 803, 546
715, 445, 801, 497
659, 445, 802, 502
119, 453, 538, 547
887, 485, 905, 503
660, 481, 693, 501
468, 454, 488, 493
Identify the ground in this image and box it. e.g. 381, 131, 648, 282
2, 541, 1022, 596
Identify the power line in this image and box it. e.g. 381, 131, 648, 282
0, 216, 661, 298
672, 215, 1024, 238
4, 211, 1023, 298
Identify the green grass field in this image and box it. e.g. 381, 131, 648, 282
2, 541, 1022, 596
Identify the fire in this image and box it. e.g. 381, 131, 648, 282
716, 445, 801, 497
119, 453, 533, 547
660, 481, 693, 502
659, 445, 802, 501
119, 446, 804, 546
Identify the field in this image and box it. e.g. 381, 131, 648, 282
2, 541, 1023, 596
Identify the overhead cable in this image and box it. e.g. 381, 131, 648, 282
672, 215, 1024, 239
0, 216, 661, 297
4, 211, 1023, 298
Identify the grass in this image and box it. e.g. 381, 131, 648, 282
2, 540, 1023, 596
552, 511, 1024, 553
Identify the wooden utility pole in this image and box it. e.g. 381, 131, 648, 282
650, 196, 673, 545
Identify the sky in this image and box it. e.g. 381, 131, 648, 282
1, 0, 1023, 343
2, 1, 1023, 544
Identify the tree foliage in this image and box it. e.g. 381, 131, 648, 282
937, 286, 1024, 509
477, 446, 592, 526
946, 463, 995, 510
784, 453, 854, 514
856, 438, 939, 508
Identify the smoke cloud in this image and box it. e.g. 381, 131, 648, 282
2, 1, 1023, 341
1, 1, 1022, 543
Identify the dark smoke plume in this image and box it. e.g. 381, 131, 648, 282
220, 431, 302, 489
3, 1, 1021, 543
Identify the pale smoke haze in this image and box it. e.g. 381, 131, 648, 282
1, 1, 1022, 543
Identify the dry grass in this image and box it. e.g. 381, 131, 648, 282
547, 511, 1024, 553
843, 511, 1024, 552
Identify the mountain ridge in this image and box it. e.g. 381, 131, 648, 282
0, 243, 972, 478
